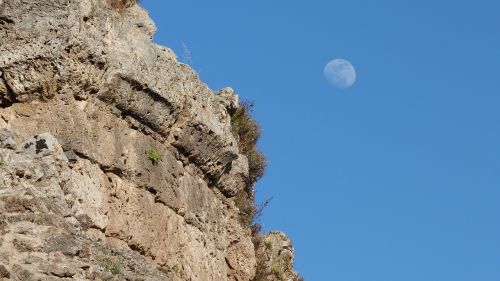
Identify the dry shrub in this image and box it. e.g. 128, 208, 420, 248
230, 102, 304, 280
230, 101, 267, 189
234, 190, 271, 228
230, 100, 268, 227
105, 0, 137, 10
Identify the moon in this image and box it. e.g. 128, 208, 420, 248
323, 59, 356, 89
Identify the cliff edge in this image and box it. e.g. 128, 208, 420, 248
0, 0, 301, 280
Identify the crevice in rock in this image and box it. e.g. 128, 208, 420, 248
114, 107, 163, 136
93, 83, 230, 193
0, 71, 17, 108
170, 142, 221, 188
89, 225, 107, 234
93, 96, 226, 197
225, 257, 234, 270
97, 75, 176, 141
69, 150, 94, 163
128, 243, 147, 256
70, 150, 125, 178
145, 186, 157, 195
101, 229, 156, 262
119, 76, 174, 109
100, 165, 124, 178
0, 16, 14, 30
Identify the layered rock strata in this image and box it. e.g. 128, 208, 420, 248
0, 0, 300, 280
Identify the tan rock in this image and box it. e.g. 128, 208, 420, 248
0, 0, 301, 280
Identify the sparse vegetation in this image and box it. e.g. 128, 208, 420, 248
106, 0, 138, 10
234, 190, 254, 227
252, 242, 301, 281
271, 263, 285, 281
230, 101, 266, 187
41, 79, 57, 100
264, 241, 272, 250
230, 101, 268, 228
146, 148, 161, 164
253, 255, 270, 281
252, 246, 288, 281
293, 274, 305, 281
230, 101, 302, 280
96, 256, 121, 275
171, 264, 181, 275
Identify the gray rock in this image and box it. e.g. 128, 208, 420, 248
63, 149, 78, 163
20, 133, 61, 157
0, 129, 16, 149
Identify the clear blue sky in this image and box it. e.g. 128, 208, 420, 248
141, 1, 500, 280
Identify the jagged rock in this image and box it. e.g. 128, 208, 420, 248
0, 0, 300, 280
254, 232, 302, 281
217, 155, 250, 197
0, 129, 15, 149
0, 264, 10, 278
217, 87, 240, 112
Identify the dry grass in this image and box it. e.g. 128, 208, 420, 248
230, 100, 268, 227
230, 101, 267, 189
105, 0, 137, 10
230, 101, 304, 280
230, 101, 290, 280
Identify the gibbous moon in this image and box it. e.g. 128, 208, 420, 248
324, 59, 356, 89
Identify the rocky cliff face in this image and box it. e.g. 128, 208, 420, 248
0, 0, 300, 280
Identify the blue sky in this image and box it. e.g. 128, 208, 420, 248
141, 1, 500, 280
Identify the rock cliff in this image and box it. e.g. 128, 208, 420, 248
0, 0, 302, 280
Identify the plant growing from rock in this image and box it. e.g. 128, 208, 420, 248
230, 101, 266, 187
106, 0, 138, 10
96, 256, 121, 275
230, 101, 268, 228
146, 148, 161, 164
230, 101, 303, 280
40, 79, 57, 101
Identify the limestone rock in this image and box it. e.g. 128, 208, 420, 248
0, 0, 301, 280
217, 87, 240, 112
254, 232, 303, 281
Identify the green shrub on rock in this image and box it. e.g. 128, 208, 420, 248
146, 148, 162, 164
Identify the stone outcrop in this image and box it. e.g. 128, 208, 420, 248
0, 0, 300, 280
253, 232, 302, 281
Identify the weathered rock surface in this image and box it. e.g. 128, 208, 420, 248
253, 232, 302, 281
0, 131, 170, 280
0, 0, 300, 280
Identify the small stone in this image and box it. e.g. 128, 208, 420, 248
23, 255, 44, 265
20, 133, 61, 157
13, 238, 37, 252
0, 129, 16, 150
44, 234, 80, 256
50, 265, 76, 278
64, 149, 78, 164
11, 264, 31, 280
